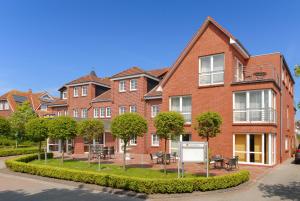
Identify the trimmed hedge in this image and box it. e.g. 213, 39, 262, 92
5, 154, 249, 194
0, 147, 38, 157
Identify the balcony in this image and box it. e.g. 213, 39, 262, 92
233, 107, 276, 124
233, 64, 280, 86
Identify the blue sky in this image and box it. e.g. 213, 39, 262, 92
0, 0, 299, 119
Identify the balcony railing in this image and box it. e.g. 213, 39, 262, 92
233, 107, 276, 123
233, 64, 280, 85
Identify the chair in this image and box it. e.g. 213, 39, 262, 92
102, 147, 109, 159
108, 146, 115, 159
163, 153, 171, 165
225, 158, 237, 170
234, 156, 239, 168
150, 153, 158, 164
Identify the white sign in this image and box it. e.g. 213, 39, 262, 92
180, 142, 207, 163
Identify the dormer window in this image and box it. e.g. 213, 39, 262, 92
62, 91, 67, 99
82, 86, 88, 96
40, 104, 47, 111
199, 54, 224, 86
119, 80, 126, 92
130, 79, 137, 91
73, 87, 79, 97
0, 101, 9, 110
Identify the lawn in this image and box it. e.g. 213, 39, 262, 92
30, 158, 200, 179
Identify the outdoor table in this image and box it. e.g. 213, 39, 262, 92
212, 157, 224, 168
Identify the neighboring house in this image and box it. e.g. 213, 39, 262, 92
47, 16, 295, 166
0, 89, 56, 117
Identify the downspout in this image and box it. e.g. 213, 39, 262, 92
280, 56, 283, 163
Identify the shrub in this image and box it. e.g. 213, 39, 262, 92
0, 147, 38, 157
5, 154, 250, 194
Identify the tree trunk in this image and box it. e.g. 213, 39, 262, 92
88, 144, 91, 167
123, 142, 127, 171
38, 141, 42, 161
164, 138, 167, 174
61, 139, 64, 164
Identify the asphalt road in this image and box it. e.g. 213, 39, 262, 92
0, 157, 299, 201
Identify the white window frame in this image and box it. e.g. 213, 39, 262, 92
73, 109, 79, 118
0, 103, 3, 110
169, 96, 192, 124
57, 111, 61, 117
82, 86, 88, 97
81, 108, 88, 118
40, 104, 47, 111
285, 137, 289, 150
100, 107, 105, 118
151, 105, 159, 118
119, 80, 126, 92
235, 59, 244, 82
233, 89, 276, 123
199, 53, 224, 86
130, 136, 137, 145
73, 87, 79, 97
119, 106, 126, 115
64, 110, 68, 116
129, 79, 137, 91
129, 105, 137, 113
62, 91, 67, 99
93, 108, 99, 118
151, 134, 159, 146
106, 107, 111, 117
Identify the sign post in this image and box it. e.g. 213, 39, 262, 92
178, 142, 208, 178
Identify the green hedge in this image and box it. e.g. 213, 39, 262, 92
0, 147, 39, 157
5, 154, 249, 194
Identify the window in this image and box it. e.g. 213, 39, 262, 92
82, 86, 88, 96
73, 109, 79, 118
151, 134, 159, 146
130, 79, 137, 91
119, 80, 126, 92
235, 59, 244, 82
199, 54, 224, 85
64, 110, 68, 116
119, 106, 126, 115
81, 108, 88, 118
130, 136, 137, 145
106, 107, 111, 117
130, 105, 137, 113
40, 104, 47, 111
233, 90, 276, 123
94, 108, 99, 118
62, 91, 67, 99
73, 87, 79, 97
170, 96, 192, 123
285, 137, 289, 150
151, 105, 159, 118
57, 111, 61, 117
0, 101, 9, 110
100, 107, 105, 118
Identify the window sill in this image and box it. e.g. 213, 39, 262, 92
129, 144, 137, 146
198, 83, 224, 89
119, 91, 126, 93
233, 122, 277, 126
130, 89, 137, 92
151, 145, 160, 147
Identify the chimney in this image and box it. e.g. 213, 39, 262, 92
90, 70, 97, 77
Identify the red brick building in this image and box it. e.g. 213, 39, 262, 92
47, 17, 296, 166
0, 89, 56, 117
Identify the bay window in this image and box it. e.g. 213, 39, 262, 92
170, 96, 191, 123
233, 89, 276, 123
199, 54, 224, 85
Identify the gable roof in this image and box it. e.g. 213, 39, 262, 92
92, 89, 112, 103
64, 71, 111, 88
144, 85, 162, 99
110, 66, 167, 81
47, 99, 68, 107
0, 90, 54, 112
160, 16, 250, 88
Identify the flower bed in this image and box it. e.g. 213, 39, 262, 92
5, 154, 250, 194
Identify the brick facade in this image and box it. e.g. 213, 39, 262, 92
45, 17, 295, 166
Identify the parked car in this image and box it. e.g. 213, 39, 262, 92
295, 144, 300, 164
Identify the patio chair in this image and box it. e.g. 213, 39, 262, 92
150, 153, 159, 164
108, 146, 115, 159
234, 155, 239, 168
102, 147, 109, 159
164, 153, 171, 165
170, 152, 177, 163
225, 158, 237, 170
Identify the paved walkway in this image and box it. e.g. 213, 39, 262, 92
0, 157, 299, 201
149, 159, 300, 201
